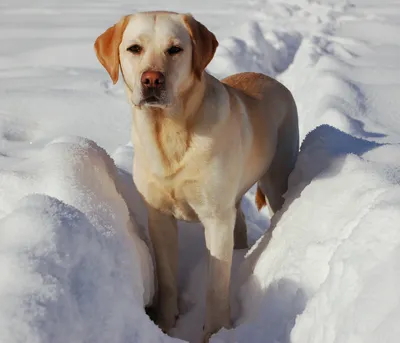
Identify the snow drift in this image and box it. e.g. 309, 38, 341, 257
0, 137, 173, 343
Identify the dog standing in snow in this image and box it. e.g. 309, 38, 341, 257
94, 11, 298, 342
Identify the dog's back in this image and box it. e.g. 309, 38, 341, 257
222, 72, 279, 99
222, 72, 299, 213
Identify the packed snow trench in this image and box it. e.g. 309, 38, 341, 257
1, 0, 400, 342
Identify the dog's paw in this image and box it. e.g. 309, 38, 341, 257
202, 319, 232, 343
202, 331, 212, 343
156, 302, 179, 334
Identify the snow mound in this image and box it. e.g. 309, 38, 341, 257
0, 138, 182, 343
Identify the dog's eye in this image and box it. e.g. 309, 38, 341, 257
127, 44, 142, 54
167, 46, 183, 55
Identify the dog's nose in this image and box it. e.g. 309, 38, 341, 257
141, 71, 165, 88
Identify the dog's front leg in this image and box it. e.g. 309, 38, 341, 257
200, 208, 235, 342
147, 206, 179, 333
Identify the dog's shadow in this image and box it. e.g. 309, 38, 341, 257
215, 277, 307, 343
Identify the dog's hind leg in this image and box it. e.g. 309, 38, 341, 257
258, 114, 299, 214
234, 200, 248, 249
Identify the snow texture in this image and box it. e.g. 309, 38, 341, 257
0, 0, 400, 342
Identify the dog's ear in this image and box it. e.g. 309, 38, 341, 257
94, 16, 129, 84
182, 14, 219, 80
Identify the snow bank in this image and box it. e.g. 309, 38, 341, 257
0, 137, 182, 343
214, 125, 400, 343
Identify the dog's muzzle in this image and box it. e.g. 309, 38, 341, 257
140, 70, 166, 105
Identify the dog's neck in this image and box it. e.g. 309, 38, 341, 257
129, 74, 208, 177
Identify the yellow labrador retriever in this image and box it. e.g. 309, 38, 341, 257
94, 11, 298, 342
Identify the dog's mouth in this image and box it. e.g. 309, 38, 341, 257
142, 95, 160, 104
139, 96, 166, 108
138, 91, 169, 108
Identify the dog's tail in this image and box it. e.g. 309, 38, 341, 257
255, 185, 267, 211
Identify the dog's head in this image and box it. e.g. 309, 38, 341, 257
94, 11, 218, 109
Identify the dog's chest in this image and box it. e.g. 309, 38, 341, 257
134, 168, 199, 222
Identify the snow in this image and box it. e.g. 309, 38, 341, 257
1, 0, 400, 343
0, 137, 165, 343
